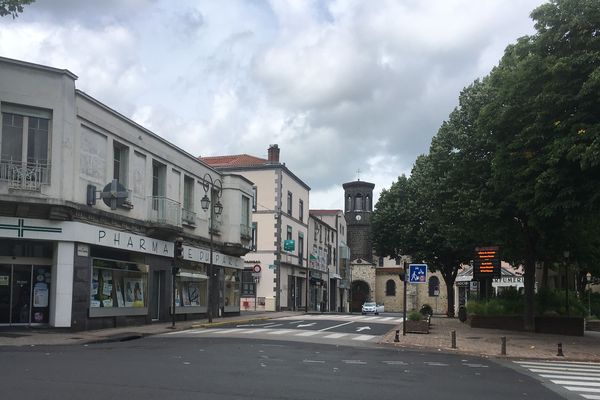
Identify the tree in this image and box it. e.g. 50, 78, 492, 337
0, 0, 35, 18
481, 0, 600, 330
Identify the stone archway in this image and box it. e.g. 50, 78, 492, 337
350, 280, 370, 312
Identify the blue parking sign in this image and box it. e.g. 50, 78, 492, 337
409, 264, 427, 283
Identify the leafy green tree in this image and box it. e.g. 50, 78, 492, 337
481, 0, 600, 330
0, 0, 34, 18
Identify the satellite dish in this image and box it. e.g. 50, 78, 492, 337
100, 179, 129, 210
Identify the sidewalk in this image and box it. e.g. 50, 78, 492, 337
1, 313, 599, 362
380, 316, 600, 362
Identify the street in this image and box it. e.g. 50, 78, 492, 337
0, 314, 575, 400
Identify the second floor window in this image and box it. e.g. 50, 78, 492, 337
113, 141, 129, 186
251, 222, 257, 250
242, 195, 250, 227
299, 199, 304, 222
183, 176, 194, 211
252, 186, 257, 211
287, 225, 292, 241
287, 191, 293, 215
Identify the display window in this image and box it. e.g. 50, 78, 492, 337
223, 268, 240, 312
176, 270, 207, 310
90, 258, 148, 317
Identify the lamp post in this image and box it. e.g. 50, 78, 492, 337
587, 272, 592, 317
400, 261, 407, 336
201, 173, 223, 324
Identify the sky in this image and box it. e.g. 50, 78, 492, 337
0, 0, 547, 209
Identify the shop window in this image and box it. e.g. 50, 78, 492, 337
429, 276, 440, 297
385, 279, 396, 296
90, 258, 149, 312
175, 270, 207, 308
223, 269, 240, 311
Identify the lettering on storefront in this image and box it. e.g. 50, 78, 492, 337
98, 230, 170, 255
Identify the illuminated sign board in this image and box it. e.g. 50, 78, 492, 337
473, 246, 501, 279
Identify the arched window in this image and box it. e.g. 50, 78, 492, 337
428, 276, 440, 297
346, 195, 352, 212
385, 279, 396, 296
366, 195, 371, 211
355, 194, 363, 210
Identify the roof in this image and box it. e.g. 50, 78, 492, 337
309, 209, 343, 216
0, 56, 78, 80
200, 154, 269, 168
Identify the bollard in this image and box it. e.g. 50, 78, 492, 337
451, 330, 457, 349
394, 330, 400, 342
557, 342, 564, 357
501, 337, 506, 355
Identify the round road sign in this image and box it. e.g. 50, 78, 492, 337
252, 264, 262, 273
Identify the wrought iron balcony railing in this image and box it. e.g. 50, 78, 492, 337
0, 159, 50, 191
182, 208, 197, 225
148, 196, 181, 227
240, 223, 252, 239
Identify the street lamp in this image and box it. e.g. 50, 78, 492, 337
587, 272, 592, 317
201, 173, 223, 324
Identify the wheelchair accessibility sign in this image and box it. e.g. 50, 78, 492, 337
409, 264, 427, 283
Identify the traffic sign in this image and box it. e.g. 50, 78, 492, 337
252, 264, 262, 273
409, 264, 427, 283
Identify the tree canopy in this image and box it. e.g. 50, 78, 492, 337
0, 0, 34, 18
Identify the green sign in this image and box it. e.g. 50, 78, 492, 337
284, 239, 295, 251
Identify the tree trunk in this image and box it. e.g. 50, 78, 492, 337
445, 280, 455, 317
523, 255, 536, 332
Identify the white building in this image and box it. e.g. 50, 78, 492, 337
201, 146, 310, 311
0, 57, 253, 329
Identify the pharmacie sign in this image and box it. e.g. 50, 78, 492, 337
0, 217, 242, 269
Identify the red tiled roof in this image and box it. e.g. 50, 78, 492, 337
200, 154, 268, 168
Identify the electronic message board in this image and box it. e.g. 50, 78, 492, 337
473, 246, 501, 279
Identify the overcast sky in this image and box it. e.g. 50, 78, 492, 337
0, 0, 546, 209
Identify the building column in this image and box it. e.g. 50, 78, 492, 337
50, 242, 74, 327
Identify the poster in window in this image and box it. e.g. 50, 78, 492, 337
125, 278, 144, 307
33, 282, 49, 308
91, 270, 100, 307
189, 283, 199, 306
101, 270, 113, 307
115, 279, 125, 307
181, 283, 191, 306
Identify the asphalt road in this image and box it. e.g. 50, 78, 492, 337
0, 335, 564, 400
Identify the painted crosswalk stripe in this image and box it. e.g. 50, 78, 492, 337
542, 375, 600, 381
531, 369, 600, 377
552, 381, 600, 387
267, 329, 295, 335
516, 360, 600, 399
353, 335, 375, 341
581, 395, 600, 400
324, 333, 348, 339
516, 361, 600, 369
295, 331, 321, 337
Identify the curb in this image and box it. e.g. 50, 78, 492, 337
191, 316, 272, 329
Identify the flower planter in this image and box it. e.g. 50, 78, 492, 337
404, 320, 429, 334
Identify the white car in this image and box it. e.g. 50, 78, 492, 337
361, 302, 384, 315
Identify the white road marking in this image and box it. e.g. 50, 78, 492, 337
542, 375, 600, 381
529, 369, 600, 377
295, 331, 321, 337
343, 360, 367, 365
267, 329, 295, 335
551, 381, 600, 387
382, 361, 408, 365
324, 333, 348, 339
319, 321, 354, 332
353, 335, 375, 341
303, 360, 325, 364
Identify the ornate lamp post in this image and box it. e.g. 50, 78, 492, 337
201, 173, 223, 324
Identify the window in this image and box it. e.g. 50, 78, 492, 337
241, 195, 251, 238
241, 269, 256, 296
252, 186, 257, 211
429, 276, 440, 297
251, 222, 257, 250
183, 176, 195, 225
113, 141, 129, 186
386, 279, 396, 296
299, 199, 304, 222
327, 244, 332, 265
151, 160, 167, 217
298, 233, 304, 266
287, 191, 293, 215
355, 194, 363, 211
176, 270, 207, 308
1, 104, 52, 189
287, 225, 292, 241
395, 257, 401, 265
378, 256, 384, 267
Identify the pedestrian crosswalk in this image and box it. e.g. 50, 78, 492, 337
164, 327, 378, 342
275, 314, 405, 324
515, 360, 600, 399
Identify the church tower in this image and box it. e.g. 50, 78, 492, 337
343, 180, 375, 263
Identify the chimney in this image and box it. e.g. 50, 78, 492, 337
268, 144, 280, 163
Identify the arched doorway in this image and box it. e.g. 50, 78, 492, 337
350, 280, 370, 312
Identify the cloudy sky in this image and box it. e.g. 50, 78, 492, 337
1, 0, 546, 209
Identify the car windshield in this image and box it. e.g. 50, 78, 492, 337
364, 302, 376, 307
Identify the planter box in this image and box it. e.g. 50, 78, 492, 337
468, 315, 585, 336
405, 320, 429, 334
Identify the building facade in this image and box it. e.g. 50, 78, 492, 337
0, 57, 253, 329
201, 145, 310, 311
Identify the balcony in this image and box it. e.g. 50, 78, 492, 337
0, 159, 50, 191
182, 208, 196, 226
148, 196, 181, 227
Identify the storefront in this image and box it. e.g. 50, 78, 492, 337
0, 217, 243, 329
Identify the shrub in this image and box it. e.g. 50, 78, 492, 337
408, 310, 423, 321
420, 304, 433, 316
466, 300, 486, 316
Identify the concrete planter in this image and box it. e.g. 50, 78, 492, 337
468, 315, 585, 336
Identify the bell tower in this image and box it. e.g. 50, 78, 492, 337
343, 180, 375, 263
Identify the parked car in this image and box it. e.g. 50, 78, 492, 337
361, 302, 384, 315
